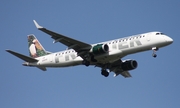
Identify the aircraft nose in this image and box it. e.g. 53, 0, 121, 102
165, 36, 173, 44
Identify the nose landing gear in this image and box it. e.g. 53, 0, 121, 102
152, 47, 159, 58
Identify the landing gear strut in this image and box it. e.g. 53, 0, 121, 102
82, 60, 90, 66
152, 47, 159, 58
101, 69, 109, 77
82, 54, 97, 66
91, 56, 97, 62
89, 53, 97, 62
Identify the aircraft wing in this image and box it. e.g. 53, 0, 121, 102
33, 20, 92, 56
110, 60, 132, 77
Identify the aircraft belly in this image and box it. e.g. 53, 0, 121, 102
95, 50, 124, 63
120, 43, 152, 55
39, 56, 83, 67
55, 58, 83, 67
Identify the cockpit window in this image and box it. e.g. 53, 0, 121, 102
156, 32, 164, 35
156, 33, 160, 35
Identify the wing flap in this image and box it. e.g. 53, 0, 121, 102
120, 71, 132, 78
113, 70, 132, 78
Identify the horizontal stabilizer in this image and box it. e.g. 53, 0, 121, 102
6, 49, 38, 62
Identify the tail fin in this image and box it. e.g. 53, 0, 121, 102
28, 34, 47, 58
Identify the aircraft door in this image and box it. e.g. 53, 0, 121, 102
146, 33, 151, 41
54, 53, 59, 63
48, 54, 54, 63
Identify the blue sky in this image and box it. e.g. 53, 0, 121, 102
1, 0, 180, 108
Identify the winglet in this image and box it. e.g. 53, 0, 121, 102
33, 20, 43, 29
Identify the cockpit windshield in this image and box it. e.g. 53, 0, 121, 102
156, 32, 164, 35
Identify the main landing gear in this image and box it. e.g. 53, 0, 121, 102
82, 60, 90, 66
101, 69, 109, 77
82, 54, 97, 67
152, 47, 159, 58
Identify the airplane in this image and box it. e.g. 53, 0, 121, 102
6, 20, 173, 77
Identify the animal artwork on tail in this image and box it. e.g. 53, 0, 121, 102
28, 35, 47, 58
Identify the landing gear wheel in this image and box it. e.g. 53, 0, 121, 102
101, 69, 109, 77
82, 60, 90, 66
104, 72, 109, 77
152, 53, 157, 58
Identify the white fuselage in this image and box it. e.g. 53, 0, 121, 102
29, 32, 173, 67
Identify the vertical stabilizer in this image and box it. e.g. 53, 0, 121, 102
28, 34, 47, 58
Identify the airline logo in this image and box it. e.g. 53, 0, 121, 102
118, 39, 142, 49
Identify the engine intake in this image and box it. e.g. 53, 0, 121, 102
121, 60, 138, 71
92, 44, 109, 55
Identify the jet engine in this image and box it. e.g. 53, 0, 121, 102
121, 60, 138, 71
91, 44, 109, 55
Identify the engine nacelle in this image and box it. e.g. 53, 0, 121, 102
91, 44, 109, 55
121, 60, 138, 71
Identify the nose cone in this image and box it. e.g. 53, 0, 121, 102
165, 36, 173, 44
